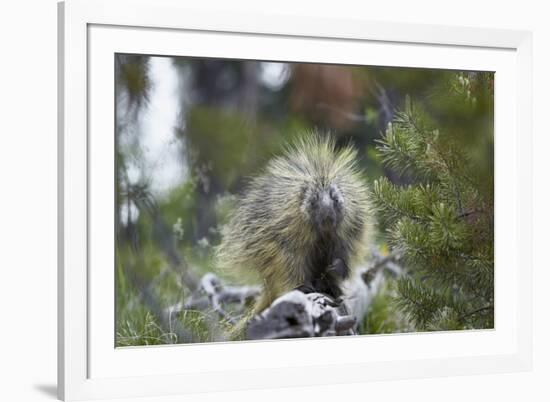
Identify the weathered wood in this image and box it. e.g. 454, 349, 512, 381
245, 251, 403, 340
168, 273, 261, 325
246, 291, 357, 340
165, 251, 402, 341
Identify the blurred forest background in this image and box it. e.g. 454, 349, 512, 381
115, 54, 494, 346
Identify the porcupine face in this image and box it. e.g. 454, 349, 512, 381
303, 182, 344, 233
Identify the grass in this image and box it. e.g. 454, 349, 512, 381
359, 280, 414, 335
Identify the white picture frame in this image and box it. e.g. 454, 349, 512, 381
58, 0, 533, 400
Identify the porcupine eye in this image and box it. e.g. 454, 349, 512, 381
329, 184, 344, 210
301, 186, 317, 216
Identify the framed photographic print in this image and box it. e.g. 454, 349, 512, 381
58, 0, 533, 400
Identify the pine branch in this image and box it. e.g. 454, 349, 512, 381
373, 82, 494, 331
457, 305, 494, 323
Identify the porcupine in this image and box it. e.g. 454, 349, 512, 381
216, 134, 372, 338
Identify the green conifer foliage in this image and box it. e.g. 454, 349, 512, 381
372, 73, 494, 331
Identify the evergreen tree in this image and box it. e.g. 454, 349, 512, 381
372, 73, 494, 331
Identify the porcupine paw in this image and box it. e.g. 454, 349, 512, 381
325, 295, 345, 307
295, 283, 317, 294
328, 258, 349, 279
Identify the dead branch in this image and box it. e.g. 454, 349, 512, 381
246, 291, 357, 340
245, 252, 404, 340
167, 273, 261, 326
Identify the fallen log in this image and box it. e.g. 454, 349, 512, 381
246, 291, 357, 340
245, 251, 403, 340
166, 251, 402, 341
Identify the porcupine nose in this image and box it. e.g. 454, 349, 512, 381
318, 191, 336, 228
